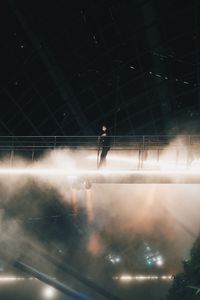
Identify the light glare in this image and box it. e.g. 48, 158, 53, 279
114, 274, 173, 282
42, 286, 56, 299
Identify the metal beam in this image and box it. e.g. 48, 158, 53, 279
14, 260, 90, 300
26, 243, 122, 300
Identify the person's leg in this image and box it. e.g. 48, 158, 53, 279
99, 147, 109, 167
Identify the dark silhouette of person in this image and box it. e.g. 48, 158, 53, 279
97, 125, 111, 168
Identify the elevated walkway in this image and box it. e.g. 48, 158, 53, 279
0, 135, 200, 183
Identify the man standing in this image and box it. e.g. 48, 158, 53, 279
97, 125, 111, 168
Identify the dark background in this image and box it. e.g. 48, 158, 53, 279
0, 0, 199, 136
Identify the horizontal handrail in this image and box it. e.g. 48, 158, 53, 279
0, 135, 198, 150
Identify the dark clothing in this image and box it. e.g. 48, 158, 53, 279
98, 129, 111, 168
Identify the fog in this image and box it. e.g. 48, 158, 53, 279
0, 141, 199, 298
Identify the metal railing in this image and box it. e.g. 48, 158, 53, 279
0, 135, 199, 169
0, 135, 199, 150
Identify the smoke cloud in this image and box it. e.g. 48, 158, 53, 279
0, 138, 199, 292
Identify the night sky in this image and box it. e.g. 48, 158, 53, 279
0, 0, 199, 136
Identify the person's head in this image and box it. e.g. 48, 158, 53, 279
102, 125, 107, 132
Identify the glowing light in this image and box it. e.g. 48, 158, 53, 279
0, 277, 24, 282
113, 275, 173, 282
87, 232, 103, 256
0, 277, 36, 282
119, 275, 133, 281
156, 260, 163, 266
115, 257, 120, 263
156, 256, 164, 266
106, 254, 121, 264
42, 286, 56, 299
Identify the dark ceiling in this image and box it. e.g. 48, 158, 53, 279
0, 0, 199, 136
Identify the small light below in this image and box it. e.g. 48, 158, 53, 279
113, 274, 173, 282
156, 259, 164, 266
106, 254, 121, 264
42, 286, 56, 299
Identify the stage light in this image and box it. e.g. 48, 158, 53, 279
106, 254, 121, 264
42, 286, 56, 299
118, 275, 132, 282
156, 257, 164, 266
113, 274, 173, 282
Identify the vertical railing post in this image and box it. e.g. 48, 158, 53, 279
10, 136, 14, 166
